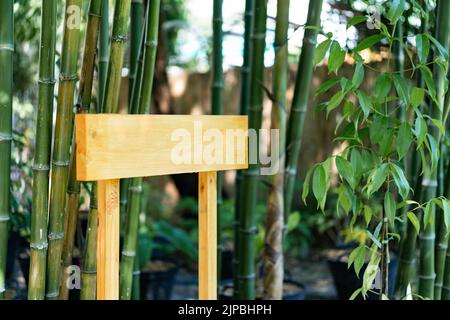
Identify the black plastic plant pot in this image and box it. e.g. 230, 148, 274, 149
327, 248, 398, 300
140, 258, 180, 300
219, 279, 306, 300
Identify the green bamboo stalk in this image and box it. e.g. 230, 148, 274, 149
394, 8, 430, 299
418, 0, 450, 299
80, 0, 109, 300
97, 0, 109, 113
263, 0, 289, 301
120, 0, 160, 300
120, 0, 146, 230
131, 250, 141, 300
59, 0, 102, 300
236, 0, 267, 300
233, 0, 254, 298
0, 0, 13, 301
80, 185, 98, 300
103, 0, 131, 113
129, 0, 145, 103
29, 0, 57, 301
211, 0, 224, 286
435, 155, 449, 299
284, 0, 323, 220
45, 0, 82, 300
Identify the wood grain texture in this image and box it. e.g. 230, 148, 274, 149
198, 171, 217, 300
97, 179, 120, 300
75, 114, 248, 181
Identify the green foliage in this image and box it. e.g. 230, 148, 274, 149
306, 0, 450, 299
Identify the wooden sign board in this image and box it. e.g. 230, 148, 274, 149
75, 114, 248, 300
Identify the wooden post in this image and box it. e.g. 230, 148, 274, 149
198, 171, 218, 300
97, 179, 120, 300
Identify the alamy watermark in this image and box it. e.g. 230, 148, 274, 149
170, 121, 280, 176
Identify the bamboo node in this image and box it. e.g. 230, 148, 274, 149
212, 81, 224, 89
133, 271, 141, 276
145, 40, 158, 48
129, 185, 142, 193
121, 250, 136, 257
238, 226, 257, 234
88, 12, 102, 18
0, 215, 10, 222
59, 73, 79, 82
45, 291, 59, 298
422, 178, 438, 187
0, 44, 14, 52
237, 273, 256, 280
0, 133, 12, 142
112, 35, 128, 43
52, 159, 70, 167
419, 234, 436, 240
38, 78, 56, 85
48, 231, 64, 241
32, 163, 50, 171
30, 242, 48, 250
418, 273, 436, 280
81, 269, 97, 274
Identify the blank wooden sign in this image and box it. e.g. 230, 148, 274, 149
75, 114, 248, 300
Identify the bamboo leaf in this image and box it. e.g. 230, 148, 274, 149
375, 73, 392, 100
328, 40, 346, 74
367, 163, 389, 196
410, 87, 425, 107
326, 91, 345, 116
416, 34, 430, 64
352, 63, 365, 89
315, 77, 340, 96
407, 211, 420, 234
364, 205, 373, 226
357, 90, 370, 119
348, 245, 366, 276
312, 164, 328, 211
397, 122, 412, 160
347, 15, 368, 29
387, 0, 406, 24
354, 34, 385, 52
427, 134, 439, 172
425, 33, 449, 60
442, 199, 450, 233
301, 166, 314, 204
370, 116, 389, 144
336, 156, 355, 189
379, 128, 394, 156
423, 201, 435, 228
314, 38, 331, 65
350, 288, 362, 300
420, 66, 437, 105
384, 191, 396, 225
414, 115, 427, 147
393, 74, 409, 104
391, 163, 410, 199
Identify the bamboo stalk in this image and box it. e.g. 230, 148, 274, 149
394, 8, 430, 299
263, 0, 289, 301
418, 0, 450, 299
98, 0, 109, 113
0, 0, 13, 301
284, 0, 323, 220
236, 0, 267, 300
129, 0, 144, 103
29, 0, 57, 301
233, 0, 254, 298
45, 0, 82, 299
59, 0, 103, 300
211, 0, 224, 286
79, 0, 109, 300
120, 0, 160, 300
80, 184, 98, 300
102, 0, 131, 113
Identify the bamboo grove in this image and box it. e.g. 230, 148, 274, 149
2, 0, 450, 301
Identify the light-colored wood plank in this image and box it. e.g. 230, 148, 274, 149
96, 179, 120, 300
76, 114, 248, 181
198, 171, 217, 300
